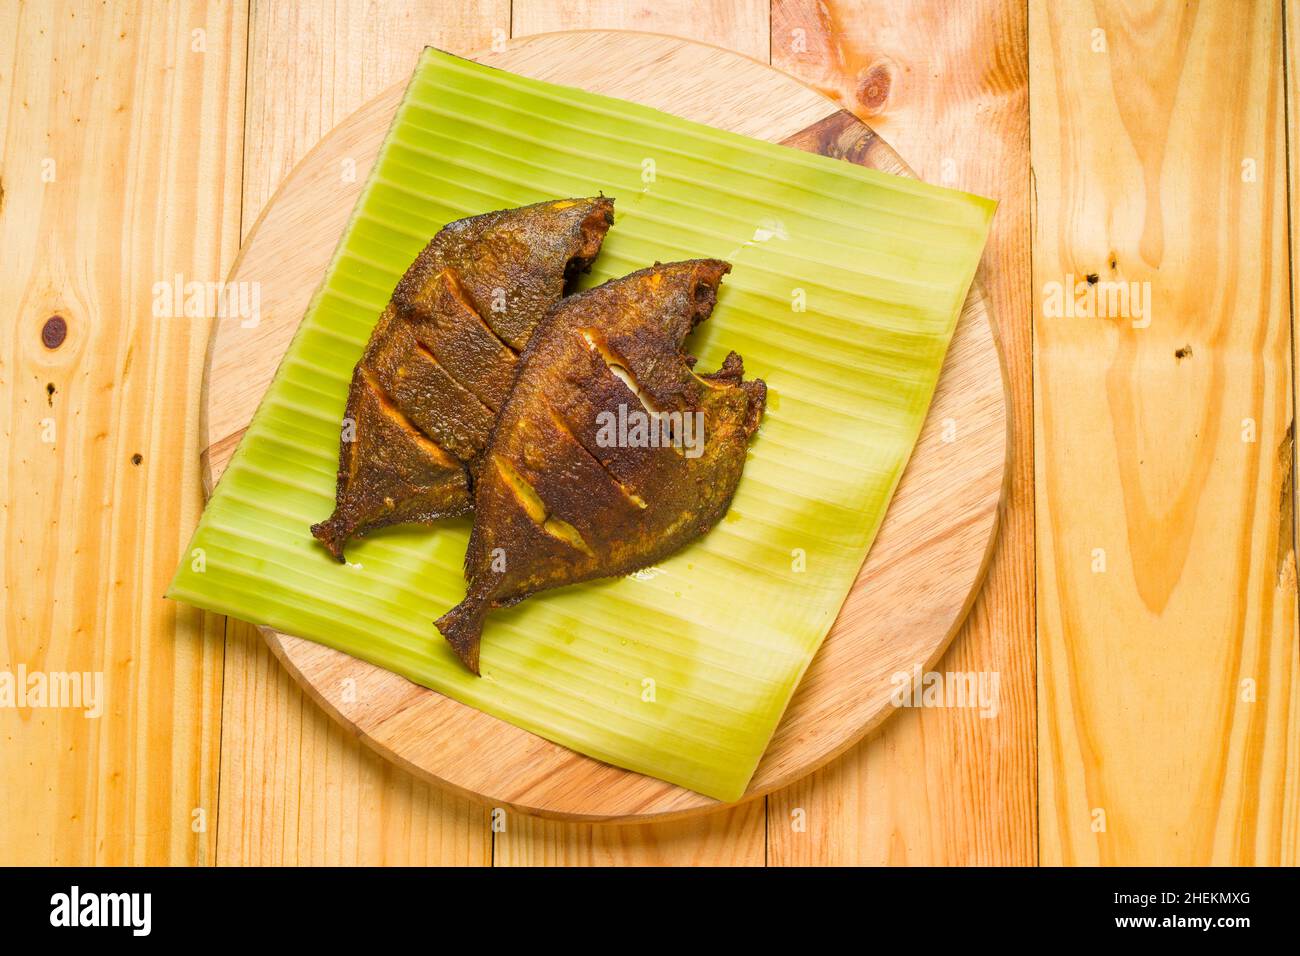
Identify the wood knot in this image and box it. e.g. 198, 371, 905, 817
856, 62, 893, 113
42, 314, 68, 349
131, 453, 143, 466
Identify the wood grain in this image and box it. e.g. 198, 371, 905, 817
768, 0, 1035, 865
1289, 0, 1300, 868
496, 797, 766, 866
512, 0, 770, 60
212, 0, 501, 867
0, 0, 245, 864
1032, 0, 1298, 865
203, 31, 1005, 823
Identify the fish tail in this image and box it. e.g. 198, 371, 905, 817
435, 589, 491, 675
310, 513, 352, 562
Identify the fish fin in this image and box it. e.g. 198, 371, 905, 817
740, 378, 767, 437
310, 515, 351, 562
435, 588, 492, 675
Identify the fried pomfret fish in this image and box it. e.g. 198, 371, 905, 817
436, 259, 766, 673
311, 197, 615, 560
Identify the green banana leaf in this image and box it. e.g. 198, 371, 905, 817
168, 47, 995, 802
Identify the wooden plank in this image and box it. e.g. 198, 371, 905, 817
496, 798, 765, 866
216, 638, 488, 864
1032, 0, 1297, 865
0, 0, 246, 864
495, 0, 771, 864
767, 0, 1035, 865
213, 0, 504, 866
1289, 0, 1300, 867
512, 0, 769, 61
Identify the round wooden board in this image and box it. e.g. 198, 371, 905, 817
203, 31, 1008, 822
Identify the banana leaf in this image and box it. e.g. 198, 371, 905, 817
168, 47, 995, 802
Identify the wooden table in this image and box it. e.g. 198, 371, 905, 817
0, 0, 1294, 866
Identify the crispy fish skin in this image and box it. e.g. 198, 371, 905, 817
311, 197, 615, 561
393, 198, 614, 352
436, 260, 766, 674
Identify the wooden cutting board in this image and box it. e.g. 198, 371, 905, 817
201, 31, 1007, 822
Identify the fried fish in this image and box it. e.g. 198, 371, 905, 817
311, 197, 615, 560
435, 259, 766, 674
